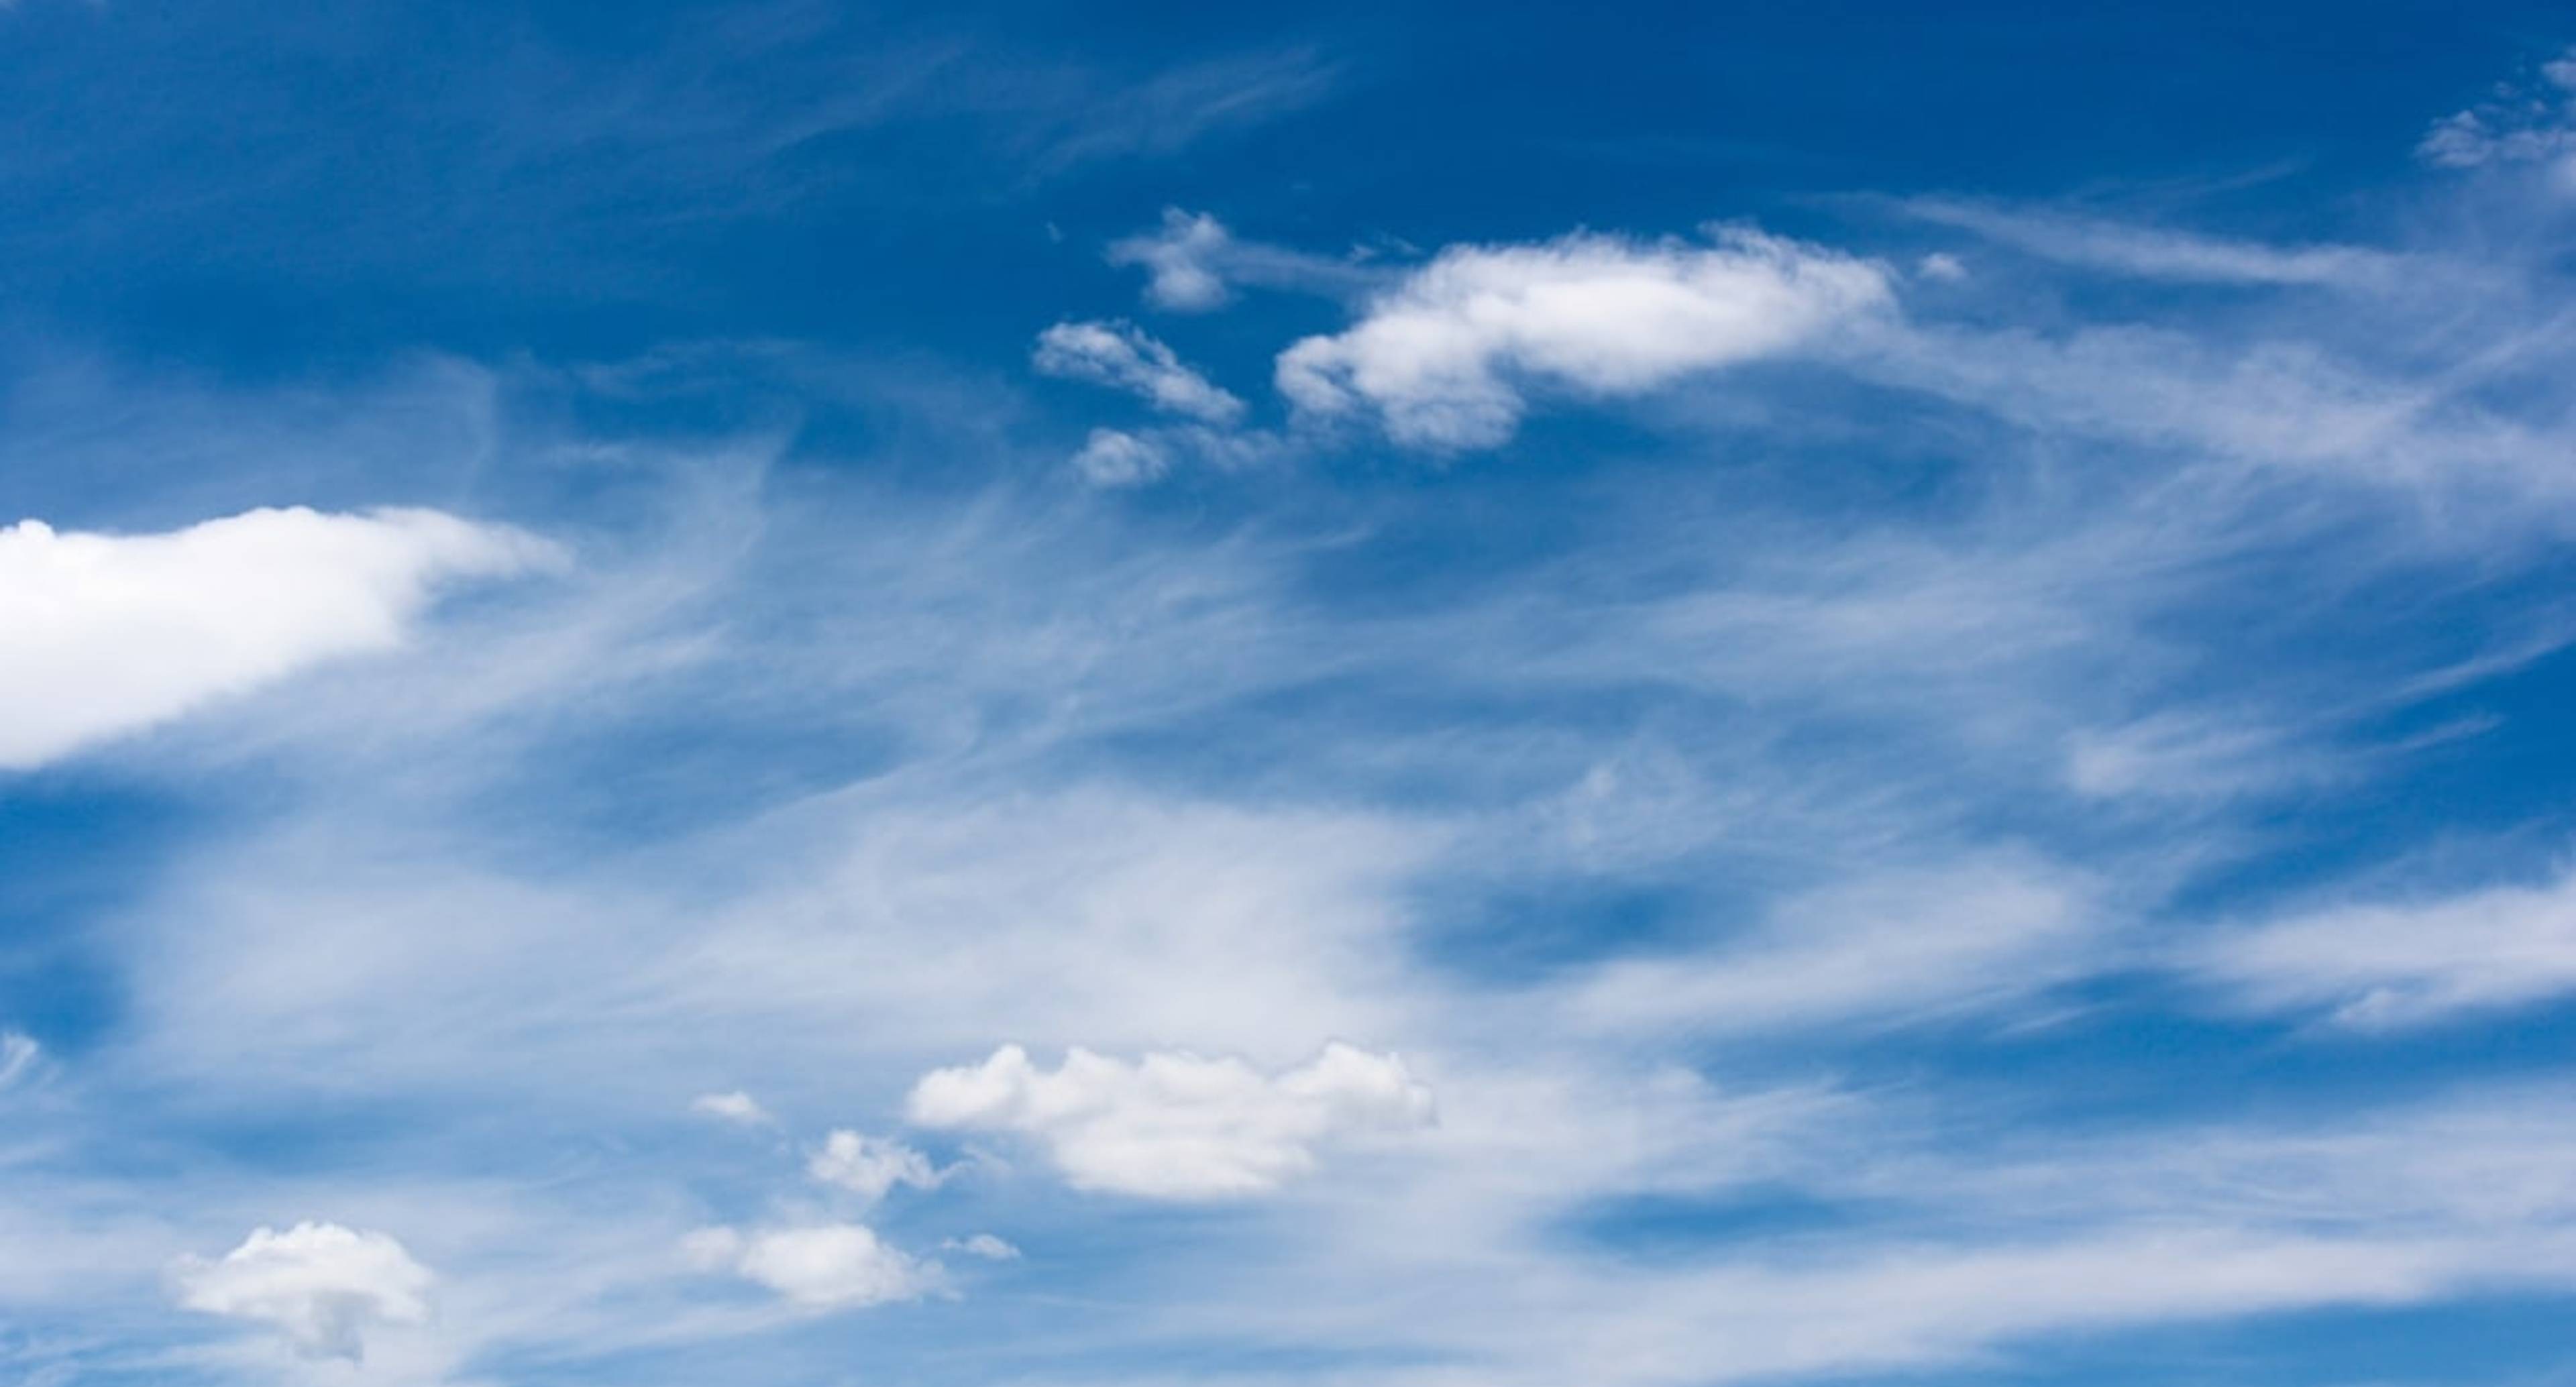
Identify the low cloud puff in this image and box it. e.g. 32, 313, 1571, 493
1275, 227, 1890, 448
807, 1130, 943, 1203
171, 1223, 434, 1362
1033, 320, 1245, 425
684, 1223, 934, 1311
1107, 208, 1236, 311
907, 1042, 1433, 1199
690, 1090, 773, 1125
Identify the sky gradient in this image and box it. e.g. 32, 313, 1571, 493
7, 4, 2576, 1386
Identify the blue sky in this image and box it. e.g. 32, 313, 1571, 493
6, 3, 2576, 1384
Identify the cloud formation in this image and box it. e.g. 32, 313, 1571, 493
1067, 427, 1175, 486
1275, 228, 1890, 447
0, 1032, 37, 1090
1902, 199, 2408, 288
1108, 209, 1235, 311
1032, 320, 1245, 424
908, 1043, 1434, 1199
2191, 865, 2576, 1028
2418, 48, 2576, 175
170, 1223, 433, 1362
690, 1090, 773, 1126
1106, 208, 1379, 311
0, 507, 555, 770
684, 1223, 933, 1311
806, 1130, 942, 1203
1568, 861, 2100, 1035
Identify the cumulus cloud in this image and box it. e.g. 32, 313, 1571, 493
690, 1090, 773, 1125
943, 1233, 1020, 1260
1063, 421, 1293, 487
683, 1223, 933, 1311
170, 1223, 433, 1362
1108, 208, 1236, 311
906, 1042, 1434, 1199
1032, 320, 1244, 424
2418, 49, 2576, 175
2190, 865, 2576, 1028
806, 1130, 942, 1202
1067, 427, 1174, 487
0, 506, 556, 770
1275, 227, 1891, 448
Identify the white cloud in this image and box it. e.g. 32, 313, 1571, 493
1026, 49, 1343, 174
1033, 320, 1244, 424
684, 1223, 933, 1311
907, 1042, 1434, 1200
170, 1223, 434, 1362
1065, 421, 1293, 487
2061, 711, 2312, 803
1275, 227, 1891, 448
690, 1090, 772, 1125
1851, 317, 2576, 510
0, 1032, 36, 1089
1067, 427, 1173, 486
1108, 209, 1234, 311
2418, 50, 2576, 175
943, 1233, 1020, 1260
806, 1130, 941, 1203
1567, 861, 2100, 1035
1902, 200, 2408, 288
0, 506, 556, 770
2189, 865, 2576, 1028
1105, 208, 1379, 312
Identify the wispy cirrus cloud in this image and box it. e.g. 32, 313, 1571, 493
1107, 208, 1387, 312
1898, 197, 2414, 288
2187, 862, 2576, 1029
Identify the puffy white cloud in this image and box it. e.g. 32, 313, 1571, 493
170, 1223, 433, 1361
1067, 427, 1173, 487
907, 1042, 1434, 1200
1108, 208, 1234, 311
684, 1223, 932, 1311
2189, 865, 2576, 1028
1032, 320, 1244, 424
2418, 49, 2576, 174
0, 506, 555, 770
690, 1090, 773, 1125
806, 1130, 941, 1202
1065, 421, 1293, 488
1275, 228, 1890, 448
943, 1233, 1020, 1260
